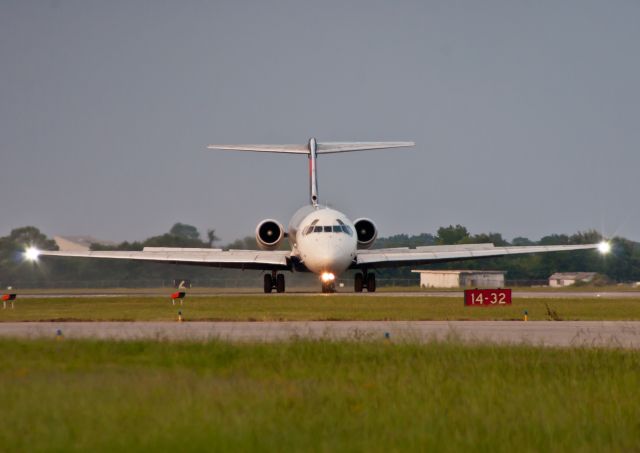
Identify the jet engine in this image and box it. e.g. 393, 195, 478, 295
256, 219, 285, 250
353, 218, 377, 249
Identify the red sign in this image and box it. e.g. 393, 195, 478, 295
464, 289, 511, 306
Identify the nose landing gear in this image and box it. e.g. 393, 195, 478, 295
354, 272, 376, 293
264, 271, 286, 293
321, 281, 336, 293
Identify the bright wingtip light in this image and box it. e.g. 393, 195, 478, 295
24, 247, 41, 261
598, 241, 611, 255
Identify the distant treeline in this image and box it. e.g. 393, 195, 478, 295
374, 226, 639, 282
1, 223, 639, 287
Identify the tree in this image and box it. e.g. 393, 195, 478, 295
6, 226, 58, 250
206, 229, 220, 248
436, 225, 470, 245
3, 223, 639, 286
143, 233, 205, 248
0, 227, 59, 286
0, 226, 58, 268
569, 230, 603, 245
375, 233, 436, 249
462, 232, 509, 246
512, 237, 535, 246
169, 223, 200, 241
225, 236, 258, 250
539, 234, 569, 245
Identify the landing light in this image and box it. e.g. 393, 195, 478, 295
598, 241, 611, 255
24, 247, 40, 262
321, 272, 335, 282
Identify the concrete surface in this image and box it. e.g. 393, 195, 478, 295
16, 291, 640, 299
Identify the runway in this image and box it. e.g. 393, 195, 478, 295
16, 290, 640, 299
2, 321, 640, 348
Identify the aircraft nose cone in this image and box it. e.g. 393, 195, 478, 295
317, 247, 341, 261
307, 245, 353, 274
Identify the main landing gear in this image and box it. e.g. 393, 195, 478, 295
354, 272, 376, 293
264, 271, 286, 293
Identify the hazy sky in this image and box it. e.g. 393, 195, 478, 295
1, 1, 638, 243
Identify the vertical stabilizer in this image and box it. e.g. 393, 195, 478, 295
206, 139, 414, 208
308, 138, 319, 207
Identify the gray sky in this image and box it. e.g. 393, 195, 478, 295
1, 0, 638, 243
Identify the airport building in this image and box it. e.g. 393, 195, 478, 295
548, 272, 597, 287
412, 270, 506, 289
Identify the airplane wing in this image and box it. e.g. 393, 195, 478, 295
354, 243, 601, 269
37, 247, 291, 271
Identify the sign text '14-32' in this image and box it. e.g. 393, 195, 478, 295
464, 288, 512, 306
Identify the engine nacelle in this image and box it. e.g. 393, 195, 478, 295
256, 219, 285, 250
353, 218, 377, 249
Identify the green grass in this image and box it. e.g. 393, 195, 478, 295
2, 295, 640, 321
379, 285, 640, 292
14, 285, 640, 295
0, 339, 639, 452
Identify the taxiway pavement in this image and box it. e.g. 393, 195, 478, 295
17, 291, 640, 299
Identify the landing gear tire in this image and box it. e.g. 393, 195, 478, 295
366, 273, 376, 292
263, 274, 273, 293
354, 273, 364, 293
276, 274, 285, 293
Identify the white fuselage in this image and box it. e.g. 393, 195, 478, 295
288, 206, 358, 276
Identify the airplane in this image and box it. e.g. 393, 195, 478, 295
25, 138, 611, 293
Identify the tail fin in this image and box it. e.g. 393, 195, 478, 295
206, 141, 414, 154
206, 138, 414, 206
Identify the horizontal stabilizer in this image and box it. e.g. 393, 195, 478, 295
206, 144, 308, 154
316, 141, 414, 154
206, 138, 414, 206
206, 140, 414, 155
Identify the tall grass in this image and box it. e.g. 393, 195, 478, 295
2, 295, 640, 321
0, 339, 638, 452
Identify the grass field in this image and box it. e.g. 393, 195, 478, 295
0, 339, 638, 452
2, 295, 640, 321
13, 285, 640, 295
12, 286, 433, 296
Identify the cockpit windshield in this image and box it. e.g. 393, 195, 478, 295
303, 219, 320, 235
303, 219, 353, 235
337, 219, 353, 236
